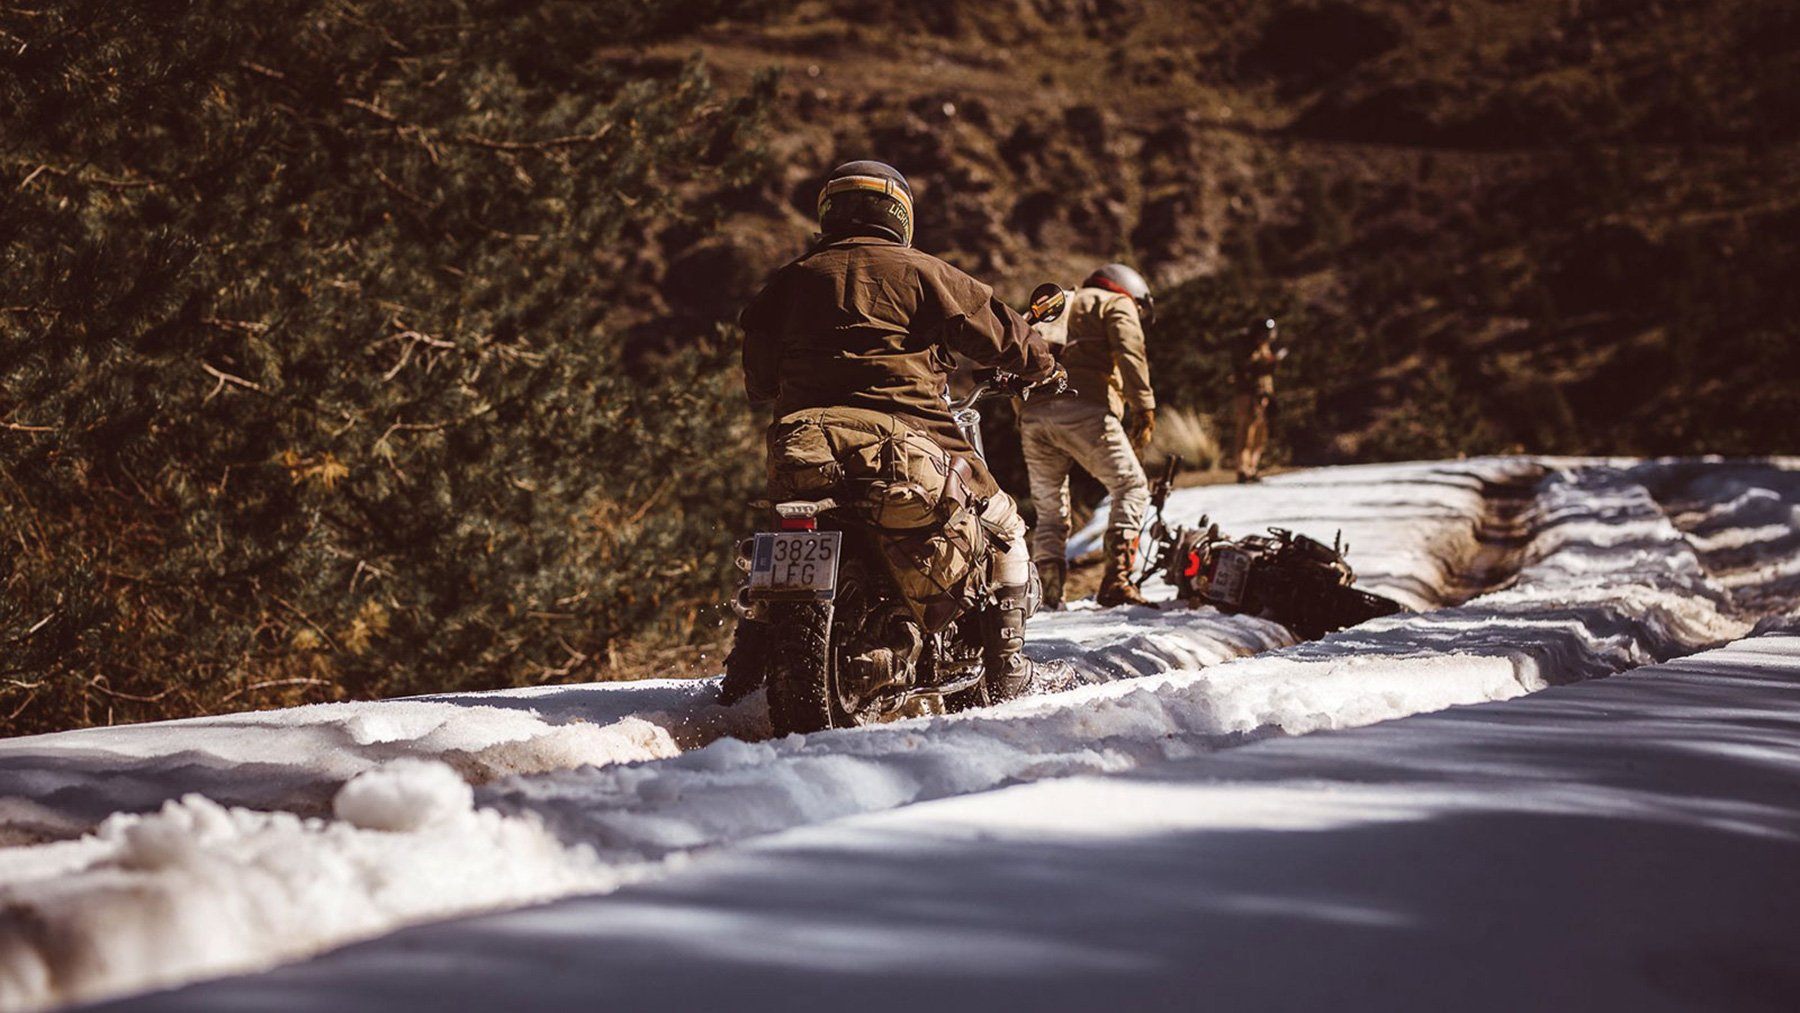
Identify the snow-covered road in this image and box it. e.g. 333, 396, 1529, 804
99, 632, 1800, 1013
2, 457, 1796, 1010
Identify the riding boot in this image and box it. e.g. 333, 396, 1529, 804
1096, 531, 1152, 607
983, 582, 1035, 701
1037, 558, 1067, 611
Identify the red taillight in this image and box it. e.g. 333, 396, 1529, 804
780, 516, 817, 531
1184, 551, 1202, 578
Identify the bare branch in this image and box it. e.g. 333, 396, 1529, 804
376, 419, 447, 447
270, 594, 339, 652
239, 60, 288, 82
373, 165, 433, 208
86, 679, 176, 704
380, 330, 456, 381
534, 637, 591, 681
348, 558, 392, 593
454, 123, 614, 152
14, 162, 164, 191
343, 96, 402, 124
626, 474, 678, 526
221, 677, 331, 703
201, 317, 270, 334
200, 361, 266, 402
5, 689, 39, 722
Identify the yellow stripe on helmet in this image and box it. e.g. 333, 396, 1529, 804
816, 174, 914, 222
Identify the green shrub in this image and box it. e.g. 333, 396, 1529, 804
0, 1, 772, 732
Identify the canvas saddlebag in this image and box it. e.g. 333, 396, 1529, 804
767, 407, 984, 629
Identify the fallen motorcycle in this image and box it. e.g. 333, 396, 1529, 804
1139, 458, 1406, 639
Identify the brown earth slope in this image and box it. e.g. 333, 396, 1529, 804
631, 0, 1800, 462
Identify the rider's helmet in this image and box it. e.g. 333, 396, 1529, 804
1082, 262, 1155, 326
1245, 317, 1277, 346
817, 160, 914, 246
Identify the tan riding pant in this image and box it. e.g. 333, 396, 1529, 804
1020, 397, 1150, 565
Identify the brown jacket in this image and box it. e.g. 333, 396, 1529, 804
740, 235, 1056, 497
1036, 286, 1154, 419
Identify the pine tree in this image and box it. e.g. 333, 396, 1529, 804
1, 1, 774, 732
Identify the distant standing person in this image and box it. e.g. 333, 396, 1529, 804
1233, 317, 1287, 483
1020, 263, 1157, 609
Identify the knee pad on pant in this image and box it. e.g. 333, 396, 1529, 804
993, 536, 1031, 589
981, 494, 1032, 589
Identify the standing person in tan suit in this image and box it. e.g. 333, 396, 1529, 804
1019, 263, 1158, 609
1233, 317, 1287, 483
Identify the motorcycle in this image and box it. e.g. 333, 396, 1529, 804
722, 284, 1069, 735
1136, 457, 1405, 638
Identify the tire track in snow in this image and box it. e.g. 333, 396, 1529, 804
1442, 467, 1541, 604
1634, 459, 1800, 617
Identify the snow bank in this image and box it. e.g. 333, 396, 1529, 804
1299, 464, 1748, 692
0, 761, 611, 1011
0, 677, 759, 843
1634, 459, 1800, 614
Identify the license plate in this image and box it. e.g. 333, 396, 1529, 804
749, 531, 842, 600
1207, 547, 1250, 607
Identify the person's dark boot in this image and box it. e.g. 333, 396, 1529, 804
1095, 532, 1152, 607
983, 582, 1036, 701
1037, 558, 1067, 611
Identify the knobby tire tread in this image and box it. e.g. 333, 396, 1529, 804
764, 601, 834, 736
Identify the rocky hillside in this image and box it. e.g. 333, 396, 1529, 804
639, 0, 1800, 460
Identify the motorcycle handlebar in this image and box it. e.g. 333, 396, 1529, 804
955, 368, 1071, 411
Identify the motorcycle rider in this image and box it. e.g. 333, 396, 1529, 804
736, 160, 1060, 698
1019, 263, 1157, 609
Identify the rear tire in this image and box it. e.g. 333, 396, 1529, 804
718, 618, 771, 705
763, 601, 834, 736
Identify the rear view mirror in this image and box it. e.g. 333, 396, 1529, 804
1025, 283, 1067, 326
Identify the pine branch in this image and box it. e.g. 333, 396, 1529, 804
454, 124, 615, 152
12, 162, 167, 191
200, 362, 267, 403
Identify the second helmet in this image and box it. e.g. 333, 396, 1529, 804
1083, 263, 1155, 326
